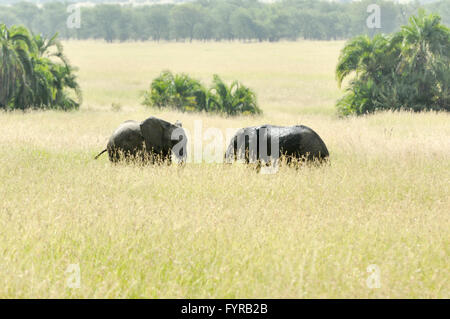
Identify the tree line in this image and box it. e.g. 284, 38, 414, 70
0, 0, 449, 42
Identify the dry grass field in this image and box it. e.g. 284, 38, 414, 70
0, 41, 449, 298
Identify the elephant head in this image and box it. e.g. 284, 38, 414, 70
139, 116, 186, 162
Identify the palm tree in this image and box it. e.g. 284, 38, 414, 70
32, 33, 82, 109
397, 9, 450, 106
207, 75, 261, 116
170, 72, 205, 111
143, 70, 206, 112
336, 34, 400, 88
335, 11, 450, 115
0, 24, 34, 109
1, 25, 81, 110
144, 72, 260, 115
400, 10, 449, 67
336, 34, 402, 114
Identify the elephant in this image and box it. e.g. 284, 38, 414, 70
225, 124, 329, 164
95, 116, 187, 163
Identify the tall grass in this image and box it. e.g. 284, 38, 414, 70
0, 41, 448, 298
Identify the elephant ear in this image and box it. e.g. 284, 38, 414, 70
140, 117, 164, 153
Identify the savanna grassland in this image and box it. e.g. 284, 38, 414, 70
0, 41, 448, 298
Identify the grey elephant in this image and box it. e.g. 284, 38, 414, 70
95, 116, 187, 163
225, 124, 329, 164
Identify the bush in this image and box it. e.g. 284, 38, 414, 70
207, 74, 261, 116
143, 70, 207, 112
142, 71, 261, 116
336, 11, 449, 116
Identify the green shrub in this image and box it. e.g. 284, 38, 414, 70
207, 74, 261, 116
336, 10, 449, 116
142, 70, 207, 112
143, 71, 261, 116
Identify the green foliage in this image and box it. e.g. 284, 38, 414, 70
207, 75, 261, 116
0, 24, 81, 110
142, 70, 207, 112
336, 11, 450, 116
143, 71, 261, 116
0, 0, 448, 42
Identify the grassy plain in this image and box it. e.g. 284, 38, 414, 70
0, 41, 448, 298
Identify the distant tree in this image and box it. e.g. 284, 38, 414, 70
11, 2, 41, 31
0, 0, 449, 43
194, 11, 216, 41
297, 13, 325, 40
94, 5, 123, 42
171, 4, 203, 42
147, 6, 171, 41
210, 1, 235, 40
0, 10, 19, 27
38, 2, 68, 38
230, 8, 257, 41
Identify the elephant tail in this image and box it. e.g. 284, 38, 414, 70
94, 149, 107, 160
